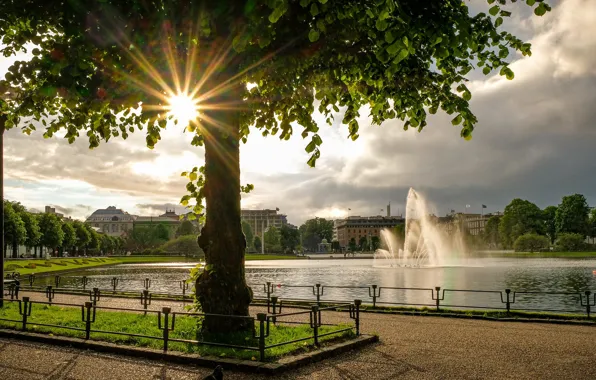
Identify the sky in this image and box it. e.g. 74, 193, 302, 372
2, 0, 596, 225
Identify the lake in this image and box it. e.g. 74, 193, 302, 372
35, 256, 596, 314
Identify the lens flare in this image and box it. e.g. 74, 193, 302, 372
167, 93, 200, 127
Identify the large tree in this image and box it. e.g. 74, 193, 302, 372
1, 0, 549, 330
241, 221, 254, 249
20, 211, 41, 255
3, 201, 27, 258
555, 194, 590, 236
280, 224, 300, 253
299, 217, 334, 251
73, 220, 92, 254
498, 199, 544, 249
482, 215, 501, 249
60, 221, 77, 256
38, 213, 65, 255
589, 208, 596, 244
542, 206, 557, 245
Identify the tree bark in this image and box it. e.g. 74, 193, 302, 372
195, 73, 252, 333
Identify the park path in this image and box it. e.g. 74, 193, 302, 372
1, 292, 595, 379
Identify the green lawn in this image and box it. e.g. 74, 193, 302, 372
3, 257, 120, 276
501, 251, 596, 258
0, 302, 353, 361
3, 254, 304, 276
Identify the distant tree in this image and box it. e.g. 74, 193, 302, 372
555, 233, 587, 252
280, 225, 300, 253
264, 226, 281, 253
241, 221, 254, 249
348, 238, 358, 253
589, 208, 596, 244
513, 234, 549, 253
499, 199, 544, 249
60, 221, 77, 256
482, 216, 501, 249
371, 236, 381, 251
161, 235, 205, 258
20, 211, 41, 253
126, 226, 160, 251
253, 236, 262, 253
100, 234, 115, 254
38, 213, 65, 256
176, 220, 197, 237
73, 221, 91, 254
154, 223, 171, 242
3, 201, 26, 258
555, 194, 590, 236
299, 218, 334, 251
358, 236, 369, 251
85, 225, 101, 253
331, 240, 340, 252
542, 206, 558, 245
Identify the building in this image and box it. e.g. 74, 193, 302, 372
438, 212, 503, 236
336, 216, 405, 250
44, 206, 64, 218
241, 208, 288, 237
85, 206, 135, 237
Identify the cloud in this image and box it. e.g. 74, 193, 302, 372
2, 0, 596, 226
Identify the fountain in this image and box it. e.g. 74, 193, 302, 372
374, 188, 467, 267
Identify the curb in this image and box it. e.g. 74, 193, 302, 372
0, 329, 378, 374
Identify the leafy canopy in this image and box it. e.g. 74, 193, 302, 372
1, 1, 549, 216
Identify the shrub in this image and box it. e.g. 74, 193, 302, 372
513, 234, 550, 253
160, 235, 205, 258
25, 263, 37, 269
5, 264, 23, 270
555, 233, 587, 252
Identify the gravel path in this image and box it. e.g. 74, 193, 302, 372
1, 292, 595, 379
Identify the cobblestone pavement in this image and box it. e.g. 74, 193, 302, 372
1, 292, 595, 379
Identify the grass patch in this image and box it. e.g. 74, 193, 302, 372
359, 304, 596, 322
3, 258, 119, 275
0, 303, 353, 361
488, 251, 596, 258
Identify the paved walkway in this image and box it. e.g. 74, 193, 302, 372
1, 294, 595, 379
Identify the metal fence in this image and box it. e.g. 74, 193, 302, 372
0, 296, 360, 362
4, 274, 596, 318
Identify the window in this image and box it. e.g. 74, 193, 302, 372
112, 224, 117, 232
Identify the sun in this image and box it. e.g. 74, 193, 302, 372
167, 93, 200, 127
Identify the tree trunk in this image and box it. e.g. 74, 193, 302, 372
195, 74, 252, 333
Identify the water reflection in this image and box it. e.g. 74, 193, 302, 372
33, 257, 596, 313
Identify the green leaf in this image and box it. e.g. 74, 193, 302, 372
308, 29, 320, 42
386, 40, 403, 55
526, 0, 536, 6
376, 19, 389, 31
269, 4, 287, 23
534, 3, 547, 16
451, 115, 462, 126
482, 66, 491, 75
489, 5, 500, 16
385, 30, 396, 44
495, 17, 503, 28
310, 3, 319, 16
462, 90, 471, 102
189, 172, 198, 181
392, 49, 409, 64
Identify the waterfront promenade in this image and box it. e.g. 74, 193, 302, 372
1, 305, 594, 379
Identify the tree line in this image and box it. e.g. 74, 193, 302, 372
483, 194, 596, 252
3, 200, 124, 257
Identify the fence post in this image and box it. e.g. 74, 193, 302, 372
141, 290, 152, 316
270, 296, 278, 324
434, 287, 441, 311
45, 285, 55, 305
179, 281, 189, 298
82, 302, 95, 339
257, 313, 267, 362
28, 274, 35, 287
354, 299, 361, 336
265, 282, 272, 309
370, 285, 378, 307
585, 291, 591, 318
19, 297, 32, 330
314, 284, 322, 305
90, 287, 101, 306
54, 275, 61, 288
505, 289, 511, 314
81, 276, 88, 290
311, 305, 320, 346
158, 307, 174, 353
143, 278, 151, 290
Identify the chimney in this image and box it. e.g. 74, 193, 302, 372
387, 202, 391, 217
